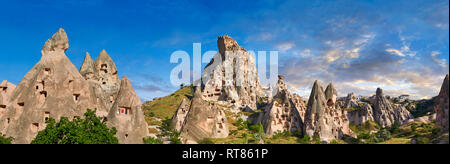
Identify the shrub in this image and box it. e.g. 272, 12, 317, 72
198, 138, 215, 144
432, 127, 442, 136
411, 124, 417, 132
297, 135, 311, 144
31, 109, 119, 144
330, 140, 339, 144
375, 129, 392, 142
157, 118, 182, 144
0, 133, 14, 144
143, 136, 163, 144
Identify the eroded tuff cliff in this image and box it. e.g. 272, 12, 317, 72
171, 99, 190, 132
80, 50, 121, 117
262, 75, 304, 136
201, 35, 260, 111
303, 81, 353, 142
106, 76, 149, 144
343, 93, 375, 125
434, 74, 449, 133
373, 88, 413, 128
0, 81, 16, 125
180, 86, 229, 141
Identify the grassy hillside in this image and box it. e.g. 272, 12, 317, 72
142, 85, 194, 126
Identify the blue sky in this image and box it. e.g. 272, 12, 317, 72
0, 0, 448, 100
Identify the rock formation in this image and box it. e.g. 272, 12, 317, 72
0, 28, 148, 143
201, 35, 260, 111
343, 93, 358, 109
373, 88, 413, 128
342, 93, 375, 125
262, 75, 304, 136
80, 50, 121, 117
171, 99, 190, 132
347, 103, 375, 125
0, 80, 16, 127
434, 74, 449, 133
303, 81, 353, 142
106, 76, 149, 144
0, 28, 102, 143
180, 87, 229, 141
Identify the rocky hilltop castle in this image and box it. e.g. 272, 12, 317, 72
0, 28, 148, 144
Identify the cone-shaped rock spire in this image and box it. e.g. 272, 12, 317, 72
303, 80, 354, 142
180, 86, 229, 142
324, 83, 337, 107
79, 52, 96, 79
95, 49, 120, 84
106, 76, 149, 144
373, 87, 413, 128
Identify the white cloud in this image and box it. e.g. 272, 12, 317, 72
386, 48, 406, 57
276, 42, 295, 53
431, 51, 448, 68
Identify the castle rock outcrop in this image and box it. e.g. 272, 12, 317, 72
201, 35, 260, 111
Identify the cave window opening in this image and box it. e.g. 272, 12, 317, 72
44, 68, 51, 75
40, 91, 47, 98
73, 94, 80, 103
44, 112, 50, 122
31, 123, 39, 132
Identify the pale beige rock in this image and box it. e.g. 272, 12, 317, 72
347, 103, 375, 125
373, 88, 413, 127
106, 76, 149, 144
80, 51, 121, 117
343, 93, 358, 109
79, 52, 96, 80
0, 28, 104, 143
303, 81, 354, 142
201, 35, 260, 111
180, 87, 229, 141
171, 99, 190, 132
262, 75, 303, 136
0, 80, 16, 132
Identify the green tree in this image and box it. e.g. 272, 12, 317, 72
0, 133, 14, 144
31, 109, 119, 144
143, 136, 164, 144
157, 118, 182, 144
